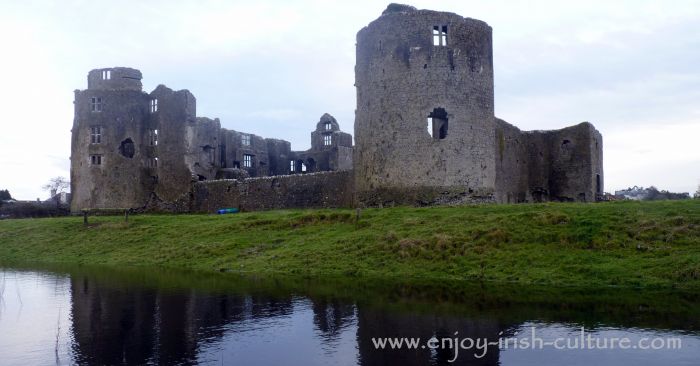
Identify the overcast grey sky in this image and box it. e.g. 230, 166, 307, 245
1, 0, 698, 200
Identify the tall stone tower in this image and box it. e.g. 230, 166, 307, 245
354, 4, 496, 205
70, 67, 154, 211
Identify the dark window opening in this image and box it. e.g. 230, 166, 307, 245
306, 158, 316, 172
119, 138, 135, 158
90, 155, 102, 165
296, 159, 306, 173
197, 174, 207, 181
233, 160, 240, 169
596, 174, 602, 194
561, 139, 571, 147
427, 108, 448, 140
90, 126, 102, 144
91, 97, 102, 112
220, 144, 227, 167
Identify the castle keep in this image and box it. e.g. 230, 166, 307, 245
70, 4, 603, 212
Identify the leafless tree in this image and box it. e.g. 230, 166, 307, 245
42, 176, 69, 207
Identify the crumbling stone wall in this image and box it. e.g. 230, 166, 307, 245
191, 171, 354, 212
354, 4, 603, 205
72, 5, 604, 213
495, 119, 604, 202
150, 85, 198, 203
72, 68, 354, 213
354, 4, 496, 205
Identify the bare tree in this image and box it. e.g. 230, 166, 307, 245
42, 176, 69, 206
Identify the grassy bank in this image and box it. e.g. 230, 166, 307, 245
1, 200, 698, 289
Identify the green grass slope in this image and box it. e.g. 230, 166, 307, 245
1, 200, 698, 289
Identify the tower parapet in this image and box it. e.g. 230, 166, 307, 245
87, 67, 143, 91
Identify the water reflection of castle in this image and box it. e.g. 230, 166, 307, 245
69, 274, 506, 365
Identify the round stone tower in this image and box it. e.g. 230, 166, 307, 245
354, 4, 495, 205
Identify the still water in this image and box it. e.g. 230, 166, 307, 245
0, 265, 699, 365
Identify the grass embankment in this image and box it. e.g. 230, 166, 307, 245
0, 200, 698, 289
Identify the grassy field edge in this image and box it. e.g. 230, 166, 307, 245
0, 200, 698, 290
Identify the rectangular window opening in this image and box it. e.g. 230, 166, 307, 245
90, 126, 102, 144
149, 129, 159, 146
90, 155, 102, 165
102, 70, 111, 80
324, 122, 332, 130
150, 99, 158, 113
433, 25, 447, 46
290, 160, 295, 172
243, 154, 253, 168
241, 134, 250, 146
323, 134, 332, 146
91, 97, 102, 112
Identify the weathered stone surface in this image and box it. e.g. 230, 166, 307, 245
495, 119, 604, 203
353, 4, 603, 205
191, 171, 354, 212
354, 5, 497, 204
71, 5, 604, 213
71, 68, 353, 212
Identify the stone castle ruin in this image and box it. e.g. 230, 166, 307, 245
70, 4, 603, 213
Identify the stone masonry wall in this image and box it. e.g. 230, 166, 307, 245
495, 119, 604, 203
190, 171, 354, 213
70, 71, 152, 212
354, 5, 496, 205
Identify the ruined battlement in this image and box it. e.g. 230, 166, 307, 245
71, 68, 354, 212
87, 67, 143, 91
354, 4, 496, 199
70, 4, 603, 213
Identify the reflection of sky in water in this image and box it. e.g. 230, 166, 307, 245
1, 268, 700, 366
0, 270, 75, 365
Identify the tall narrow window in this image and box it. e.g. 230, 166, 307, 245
243, 154, 253, 168
91, 97, 102, 112
323, 134, 332, 146
90, 126, 102, 144
432, 25, 447, 46
90, 155, 102, 165
324, 122, 332, 130
102, 70, 111, 80
146, 157, 158, 168
241, 134, 250, 146
290, 160, 295, 172
150, 99, 158, 113
149, 129, 158, 146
